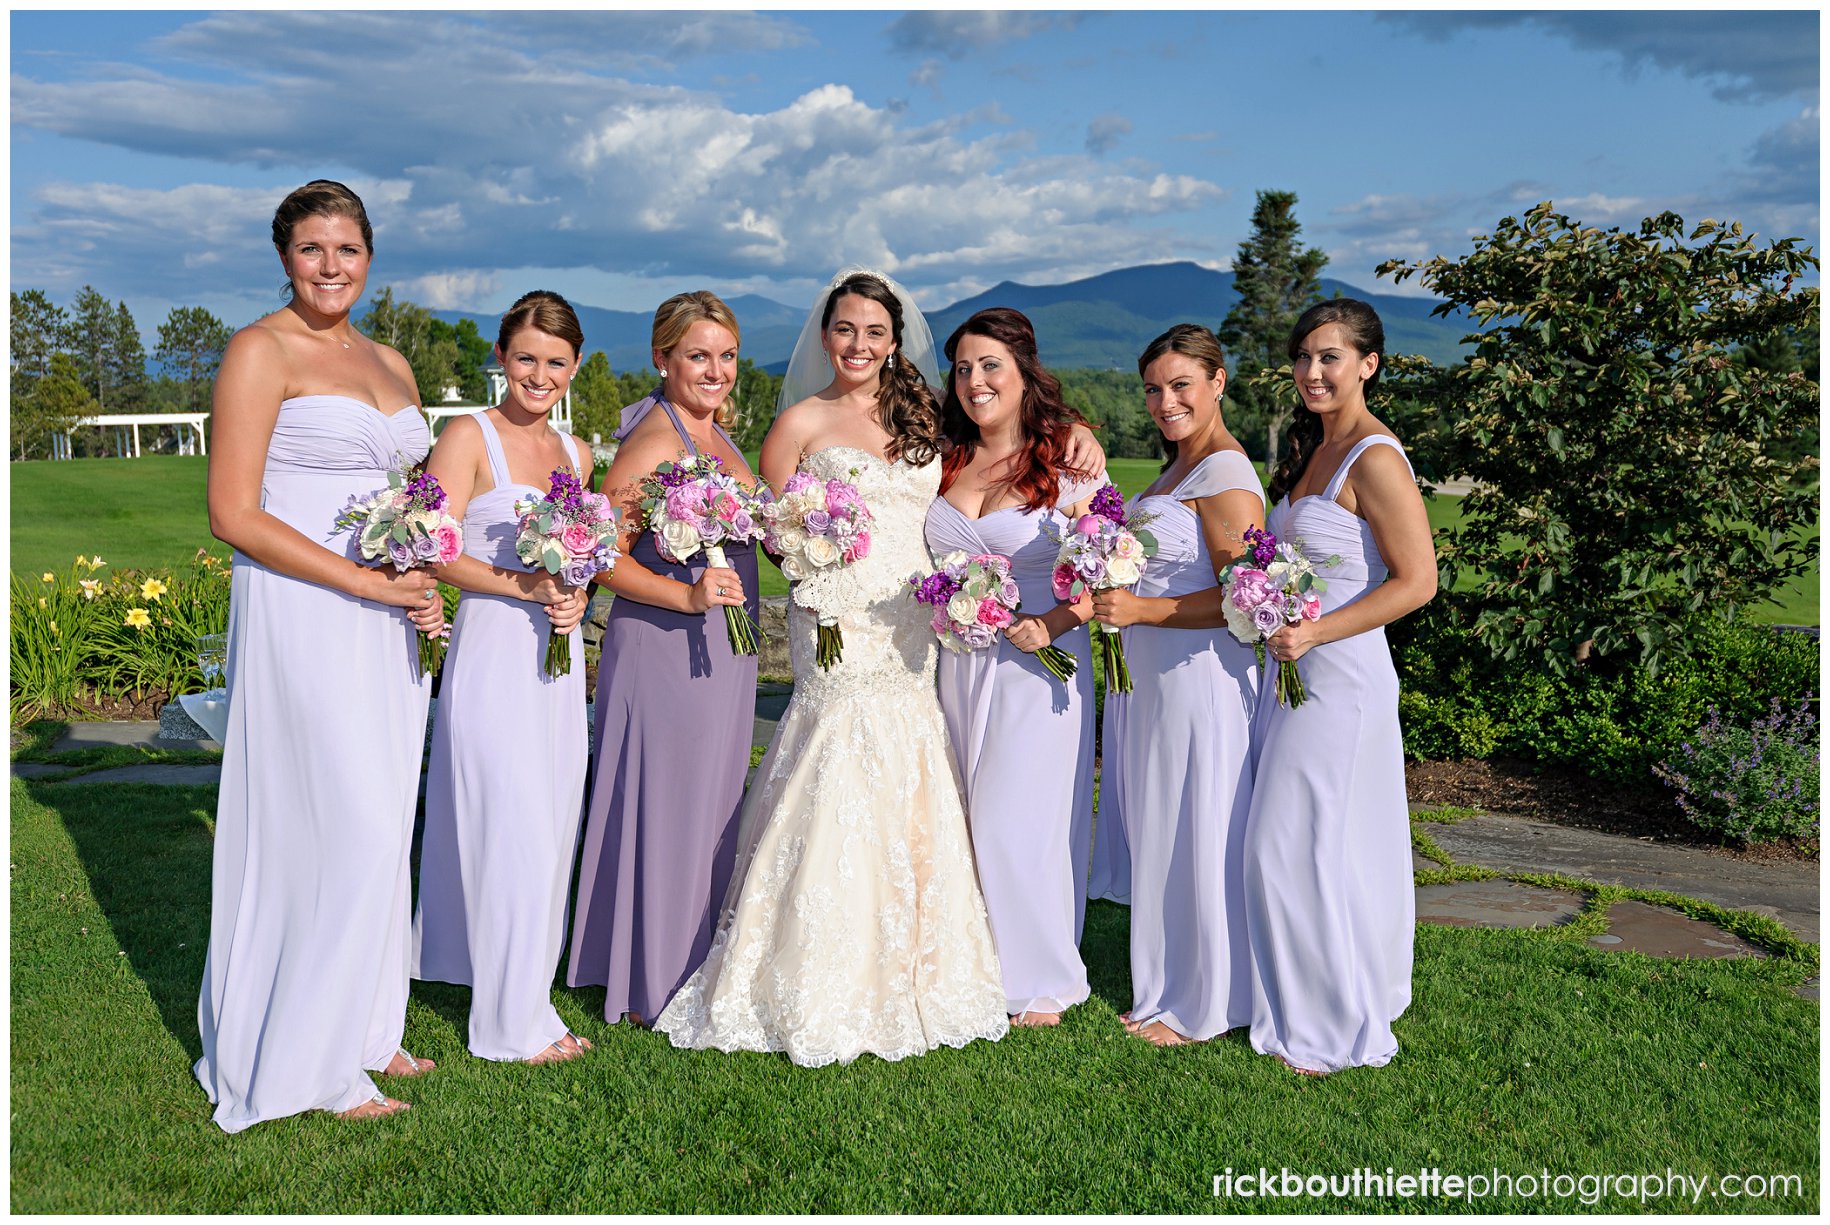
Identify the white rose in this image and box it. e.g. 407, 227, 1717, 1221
804, 535, 842, 568
659, 519, 701, 562
940, 549, 970, 569
1106, 557, 1141, 586
780, 555, 807, 582
1223, 599, 1259, 645
774, 525, 809, 556
946, 592, 981, 625
1265, 560, 1292, 586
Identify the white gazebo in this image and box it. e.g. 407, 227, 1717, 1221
52, 412, 210, 459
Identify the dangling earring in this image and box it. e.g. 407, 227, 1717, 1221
887, 352, 897, 368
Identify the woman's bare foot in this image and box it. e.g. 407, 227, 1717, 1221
1133, 1019, 1201, 1047
1274, 1053, 1326, 1078
622, 1011, 646, 1027
337, 1092, 409, 1120
1011, 1010, 1062, 1028
525, 1033, 593, 1065
378, 1049, 437, 1078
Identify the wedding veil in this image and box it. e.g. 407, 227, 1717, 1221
774, 265, 942, 416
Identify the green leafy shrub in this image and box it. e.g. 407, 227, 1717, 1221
1654, 702, 1820, 843
1391, 596, 1817, 778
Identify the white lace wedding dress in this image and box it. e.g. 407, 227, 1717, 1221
654, 446, 1010, 1065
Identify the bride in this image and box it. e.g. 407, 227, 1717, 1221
654, 268, 1011, 1064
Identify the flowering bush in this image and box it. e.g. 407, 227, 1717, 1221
11, 551, 232, 720
1654, 701, 1820, 844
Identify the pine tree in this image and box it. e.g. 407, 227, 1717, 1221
1217, 190, 1328, 462
154, 306, 234, 413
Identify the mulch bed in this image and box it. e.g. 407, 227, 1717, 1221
1407, 756, 1818, 864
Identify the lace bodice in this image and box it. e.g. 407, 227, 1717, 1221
788, 446, 942, 696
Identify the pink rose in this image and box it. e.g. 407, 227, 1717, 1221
978, 598, 1013, 629
432, 523, 463, 564
1052, 564, 1077, 600
1300, 594, 1322, 621
560, 523, 596, 555
712, 491, 740, 519
844, 530, 871, 563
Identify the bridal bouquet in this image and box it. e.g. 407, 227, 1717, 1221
1218, 524, 1337, 708
333, 466, 462, 677
908, 550, 1077, 682
1047, 483, 1157, 693
763, 471, 873, 670
639, 454, 769, 655
513, 467, 621, 678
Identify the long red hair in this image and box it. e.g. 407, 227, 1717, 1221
938, 307, 1090, 511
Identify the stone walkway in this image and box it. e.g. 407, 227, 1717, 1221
16, 718, 1818, 992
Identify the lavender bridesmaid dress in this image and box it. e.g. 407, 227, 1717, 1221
926, 475, 1098, 1017
1088, 704, 1132, 904
412, 416, 587, 1059
565, 398, 760, 1023
195, 395, 432, 1132
1114, 450, 1262, 1041
1245, 435, 1415, 1073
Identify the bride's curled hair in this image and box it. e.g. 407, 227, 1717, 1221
939, 307, 1090, 511
824, 272, 943, 466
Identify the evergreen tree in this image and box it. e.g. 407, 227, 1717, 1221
154, 305, 234, 412
11, 353, 93, 460
69, 285, 118, 411
109, 302, 148, 413
1218, 190, 1328, 462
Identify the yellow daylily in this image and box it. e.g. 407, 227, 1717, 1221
49, 621, 59, 636
140, 578, 168, 601
124, 608, 152, 630
41, 572, 54, 583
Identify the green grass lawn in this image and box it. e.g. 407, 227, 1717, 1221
10, 454, 1820, 622
11, 777, 1819, 1213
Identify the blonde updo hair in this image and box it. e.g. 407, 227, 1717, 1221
652, 290, 742, 428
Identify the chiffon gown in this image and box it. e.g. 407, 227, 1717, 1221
655, 446, 1009, 1065
566, 400, 760, 1023
925, 476, 1098, 1017
1245, 435, 1416, 1073
411, 417, 588, 1059
1110, 450, 1262, 1041
195, 395, 432, 1132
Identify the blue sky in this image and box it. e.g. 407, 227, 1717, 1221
9, 8, 1819, 336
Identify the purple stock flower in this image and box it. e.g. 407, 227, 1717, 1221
1089, 483, 1127, 524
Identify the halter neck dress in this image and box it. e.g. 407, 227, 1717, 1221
565, 396, 761, 1023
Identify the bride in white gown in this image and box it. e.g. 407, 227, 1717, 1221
654, 268, 1009, 1064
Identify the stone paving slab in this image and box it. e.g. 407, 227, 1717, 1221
1411, 849, 1436, 873
1425, 812, 1819, 944
11, 763, 67, 780
57, 764, 223, 786
1588, 900, 1768, 960
1415, 880, 1583, 929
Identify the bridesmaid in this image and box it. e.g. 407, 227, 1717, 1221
566, 291, 760, 1025
1091, 324, 1265, 1047
411, 291, 595, 1064
196, 180, 445, 1129
926, 307, 1098, 1028
1242, 299, 1436, 1075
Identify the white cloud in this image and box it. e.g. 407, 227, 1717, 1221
886, 11, 1083, 60
12, 14, 1225, 309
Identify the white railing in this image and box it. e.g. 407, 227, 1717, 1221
53, 412, 209, 459
426, 387, 573, 438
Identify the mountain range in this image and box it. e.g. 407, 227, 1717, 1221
432, 261, 1470, 375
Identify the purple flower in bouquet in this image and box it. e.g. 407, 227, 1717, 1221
1251, 600, 1286, 635
513, 467, 623, 678
1218, 523, 1340, 708
638, 454, 768, 655
1089, 483, 1128, 525
803, 508, 833, 535
332, 464, 464, 678
907, 549, 1076, 682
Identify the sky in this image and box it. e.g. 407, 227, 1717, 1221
9, 6, 1821, 338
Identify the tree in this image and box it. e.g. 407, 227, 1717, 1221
1218, 190, 1328, 463
155, 306, 233, 412
1378, 203, 1820, 675
110, 302, 148, 413
69, 286, 117, 412
358, 288, 467, 406
10, 353, 93, 460
567, 350, 621, 442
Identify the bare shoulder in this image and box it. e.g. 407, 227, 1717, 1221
610, 417, 688, 475
431, 411, 485, 456
224, 315, 292, 365
371, 340, 417, 389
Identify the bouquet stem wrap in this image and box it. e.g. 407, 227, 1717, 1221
705, 543, 762, 656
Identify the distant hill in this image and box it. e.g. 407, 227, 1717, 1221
432, 262, 1470, 374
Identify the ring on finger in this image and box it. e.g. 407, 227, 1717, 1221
718, 586, 729, 597
424, 589, 436, 600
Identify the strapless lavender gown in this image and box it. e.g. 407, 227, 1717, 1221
566, 399, 760, 1023
1110, 450, 1262, 1041
1245, 435, 1416, 1073
195, 395, 432, 1132
925, 476, 1098, 1017
412, 414, 588, 1060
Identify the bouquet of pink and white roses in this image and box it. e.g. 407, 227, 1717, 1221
763, 471, 873, 670
909, 550, 1077, 682
1047, 483, 1156, 693
639, 454, 769, 655
1218, 524, 1338, 708
333, 466, 461, 677
514, 467, 621, 678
